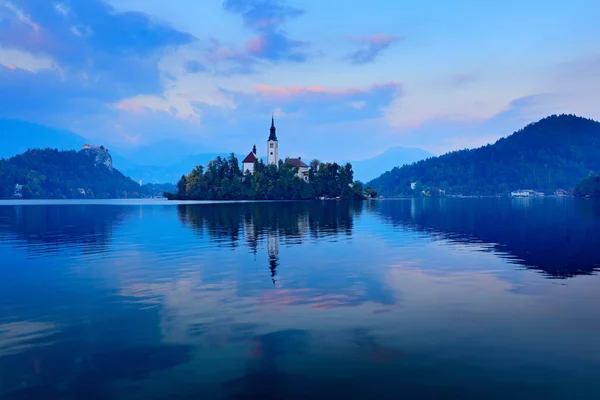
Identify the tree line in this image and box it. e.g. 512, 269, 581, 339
368, 114, 600, 197
0, 148, 148, 199
166, 154, 377, 200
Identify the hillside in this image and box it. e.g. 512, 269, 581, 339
0, 148, 148, 199
368, 114, 600, 196
574, 173, 600, 198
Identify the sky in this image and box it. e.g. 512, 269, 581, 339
1, 0, 599, 162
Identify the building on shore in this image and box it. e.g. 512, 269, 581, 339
511, 189, 544, 197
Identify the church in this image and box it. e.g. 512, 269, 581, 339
242, 116, 310, 182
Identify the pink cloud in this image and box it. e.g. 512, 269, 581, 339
365, 34, 403, 46
2, 64, 17, 70
115, 101, 145, 114
253, 82, 401, 98
246, 36, 265, 54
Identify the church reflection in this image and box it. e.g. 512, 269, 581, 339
267, 230, 279, 285
178, 201, 362, 282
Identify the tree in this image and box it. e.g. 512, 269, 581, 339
177, 175, 188, 197
366, 186, 378, 198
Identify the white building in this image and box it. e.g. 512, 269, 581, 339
242, 145, 258, 174
14, 184, 23, 198
267, 116, 279, 167
511, 189, 543, 197
285, 157, 309, 182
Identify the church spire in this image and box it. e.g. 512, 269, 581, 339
268, 115, 278, 142
252, 144, 257, 154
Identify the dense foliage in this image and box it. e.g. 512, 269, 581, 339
368, 114, 600, 196
167, 154, 369, 200
574, 174, 600, 198
0, 148, 148, 199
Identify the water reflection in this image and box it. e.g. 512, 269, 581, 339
374, 198, 600, 278
178, 201, 362, 245
0, 205, 133, 257
0, 199, 599, 399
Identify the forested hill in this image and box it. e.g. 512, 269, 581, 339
0, 148, 148, 199
368, 114, 600, 196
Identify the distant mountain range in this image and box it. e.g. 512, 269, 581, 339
0, 119, 433, 184
368, 114, 600, 196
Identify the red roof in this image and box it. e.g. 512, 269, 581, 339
242, 152, 258, 163
285, 158, 308, 168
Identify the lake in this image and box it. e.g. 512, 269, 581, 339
0, 198, 599, 399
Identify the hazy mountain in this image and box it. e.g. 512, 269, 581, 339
0, 119, 430, 184
118, 153, 244, 184
368, 114, 600, 196
0, 119, 87, 158
344, 147, 435, 183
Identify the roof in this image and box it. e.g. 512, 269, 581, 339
285, 158, 308, 168
268, 116, 278, 141
242, 152, 258, 163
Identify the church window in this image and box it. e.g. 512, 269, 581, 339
270, 143, 274, 148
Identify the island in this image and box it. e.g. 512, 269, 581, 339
166, 117, 376, 201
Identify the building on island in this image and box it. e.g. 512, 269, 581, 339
242, 145, 258, 174
267, 116, 279, 167
285, 157, 309, 182
242, 116, 311, 181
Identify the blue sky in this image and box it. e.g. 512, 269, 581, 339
1, 0, 599, 161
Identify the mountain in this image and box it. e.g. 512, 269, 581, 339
574, 173, 600, 198
0, 148, 148, 199
368, 114, 600, 196
117, 153, 268, 184
0, 119, 88, 158
344, 147, 434, 183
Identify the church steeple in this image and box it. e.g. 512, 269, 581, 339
252, 144, 257, 154
267, 115, 279, 166
268, 115, 278, 142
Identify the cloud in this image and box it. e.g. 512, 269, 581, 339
0, 48, 58, 72
0, 0, 193, 95
53, 3, 70, 17
0, 0, 194, 133
222, 0, 310, 64
347, 34, 403, 65
0, 0, 40, 32
184, 59, 206, 73
350, 101, 366, 110
227, 82, 401, 124
113, 73, 237, 123
223, 0, 303, 30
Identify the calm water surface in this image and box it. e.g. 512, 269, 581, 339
0, 198, 599, 399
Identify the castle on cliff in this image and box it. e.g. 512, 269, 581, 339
241, 116, 309, 182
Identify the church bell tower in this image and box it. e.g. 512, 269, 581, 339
267, 115, 279, 167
